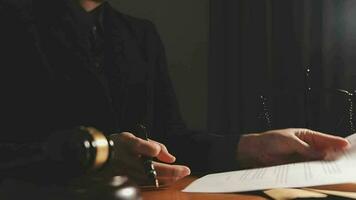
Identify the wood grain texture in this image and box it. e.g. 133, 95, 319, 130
141, 176, 267, 200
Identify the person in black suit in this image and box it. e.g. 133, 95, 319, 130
0, 0, 350, 185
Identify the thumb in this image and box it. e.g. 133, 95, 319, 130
296, 130, 350, 151
291, 136, 326, 160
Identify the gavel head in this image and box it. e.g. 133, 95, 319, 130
44, 126, 114, 175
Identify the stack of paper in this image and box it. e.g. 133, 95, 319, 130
183, 133, 356, 193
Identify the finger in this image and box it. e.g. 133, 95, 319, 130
119, 133, 176, 162
157, 176, 186, 186
153, 162, 191, 178
117, 165, 150, 185
289, 135, 325, 160
96, 159, 147, 183
296, 130, 350, 151
118, 132, 162, 157
149, 140, 176, 163
114, 150, 145, 171
261, 154, 303, 167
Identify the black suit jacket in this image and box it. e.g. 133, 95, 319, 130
0, 0, 239, 174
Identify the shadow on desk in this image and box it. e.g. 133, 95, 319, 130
0, 176, 140, 200
2, 176, 356, 200
142, 177, 268, 200
142, 177, 356, 200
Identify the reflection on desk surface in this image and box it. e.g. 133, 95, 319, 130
142, 177, 267, 200
142, 176, 356, 200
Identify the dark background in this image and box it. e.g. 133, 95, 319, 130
110, 0, 356, 137
109, 0, 209, 130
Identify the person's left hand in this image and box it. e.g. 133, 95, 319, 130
236, 128, 350, 168
97, 132, 190, 186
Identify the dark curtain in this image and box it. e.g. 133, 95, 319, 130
208, 0, 356, 137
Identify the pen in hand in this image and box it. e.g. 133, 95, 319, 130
135, 124, 160, 188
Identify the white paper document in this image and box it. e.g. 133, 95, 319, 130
183, 133, 356, 193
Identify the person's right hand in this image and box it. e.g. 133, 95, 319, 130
102, 132, 191, 186
237, 128, 350, 169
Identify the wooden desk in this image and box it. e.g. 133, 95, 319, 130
141, 177, 267, 200
142, 177, 356, 200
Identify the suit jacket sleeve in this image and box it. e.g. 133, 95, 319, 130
144, 22, 241, 175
